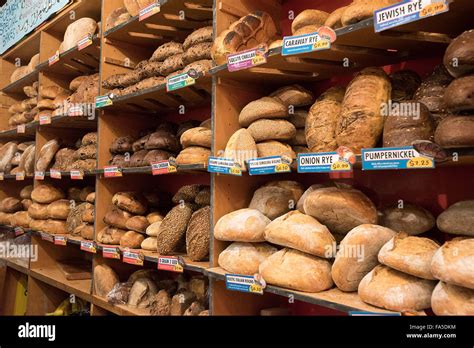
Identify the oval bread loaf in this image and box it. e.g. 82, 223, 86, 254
436, 200, 474, 236
431, 281, 474, 316
214, 208, 270, 242
218, 242, 277, 275
380, 203, 435, 235
186, 206, 210, 261
249, 186, 294, 220
31, 185, 65, 204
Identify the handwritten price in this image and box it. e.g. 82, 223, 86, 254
407, 158, 433, 168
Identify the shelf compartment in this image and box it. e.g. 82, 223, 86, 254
1, 70, 40, 95
92, 295, 151, 316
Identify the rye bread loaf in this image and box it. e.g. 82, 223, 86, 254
259, 248, 333, 292
291, 10, 329, 34
306, 86, 345, 152
358, 265, 436, 312
256, 140, 296, 161
145, 130, 180, 152
183, 26, 213, 50
431, 238, 474, 289
444, 75, 474, 112
304, 187, 378, 234
0, 197, 22, 213
214, 208, 270, 242
218, 242, 277, 275
264, 211, 335, 258
436, 200, 474, 236
183, 42, 212, 65
180, 127, 211, 148
62, 18, 97, 52
47, 199, 71, 220
94, 264, 119, 298
224, 128, 257, 169
378, 233, 440, 280
239, 97, 287, 127
431, 281, 474, 316
249, 186, 294, 220
125, 216, 149, 233
341, 0, 399, 26
31, 185, 65, 204
332, 224, 396, 292
104, 206, 133, 230
262, 180, 304, 203
434, 115, 474, 148
157, 204, 194, 254
176, 146, 210, 165
324, 6, 348, 29
247, 119, 296, 142
270, 85, 314, 107
150, 42, 184, 62
336, 67, 391, 153
443, 29, 474, 78
380, 203, 435, 235
172, 184, 202, 204
186, 206, 210, 261
390, 70, 422, 102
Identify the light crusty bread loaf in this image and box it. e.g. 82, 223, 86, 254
378, 233, 440, 280
270, 85, 314, 107
247, 119, 296, 142
20, 185, 33, 200
341, 0, 399, 27
31, 185, 65, 204
39, 86, 68, 99
145, 221, 161, 236
0, 142, 18, 173
125, 216, 149, 233
104, 206, 133, 230
304, 187, 377, 234
120, 231, 145, 249
380, 204, 435, 235
291, 10, 329, 34
296, 184, 328, 213
214, 208, 270, 242
239, 97, 287, 127
436, 200, 474, 236
306, 86, 345, 152
36, 140, 60, 172
0, 197, 22, 213
224, 128, 257, 169
431, 281, 474, 316
180, 127, 211, 149
218, 242, 277, 275
112, 192, 147, 215
430, 238, 474, 289
141, 237, 157, 251
264, 211, 335, 258
62, 18, 97, 52
176, 146, 210, 165
10, 66, 30, 83
324, 6, 348, 29
256, 140, 296, 160
183, 26, 213, 51
124, 0, 155, 17
97, 226, 126, 245
332, 224, 396, 292
288, 128, 307, 146
94, 264, 119, 298
105, 7, 131, 31
358, 265, 436, 312
262, 180, 304, 203
41, 219, 68, 234
10, 211, 31, 229
249, 186, 294, 220
288, 109, 307, 128
336, 68, 391, 153
47, 199, 71, 220
28, 203, 49, 220
259, 248, 333, 292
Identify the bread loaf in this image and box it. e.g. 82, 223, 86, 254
141, 237, 157, 251
41, 219, 68, 234
62, 18, 97, 52
443, 30, 474, 78
183, 26, 213, 51
256, 140, 296, 160
97, 226, 126, 245
120, 231, 145, 249
358, 265, 436, 312
147, 212, 163, 224
183, 42, 212, 65
380, 203, 435, 235
10, 211, 31, 229
264, 211, 335, 258
10, 66, 29, 83
125, 216, 149, 233
0, 143, 18, 173
218, 242, 277, 275
324, 6, 348, 29
31, 185, 65, 204
270, 85, 314, 107
94, 264, 119, 298
341, 0, 399, 26
378, 233, 440, 280
145, 221, 161, 237
436, 200, 474, 236
249, 186, 294, 220
304, 187, 377, 234
104, 206, 133, 230
46, 199, 71, 220
390, 70, 421, 102
444, 76, 474, 112
0, 197, 22, 213
224, 129, 257, 169
259, 248, 333, 292
291, 10, 329, 34
21, 199, 33, 211
150, 42, 184, 62
28, 203, 49, 220
157, 204, 194, 254
431, 238, 474, 289
214, 208, 270, 242
239, 97, 287, 127
296, 184, 327, 213
36, 140, 60, 172
112, 192, 147, 215
176, 146, 210, 165
332, 224, 396, 292
145, 130, 180, 152
263, 180, 304, 203
431, 282, 474, 316
39, 86, 68, 100
434, 116, 474, 148
105, 7, 131, 31
186, 206, 210, 261
172, 184, 202, 204
247, 119, 296, 142
77, 224, 94, 240
195, 186, 210, 206
180, 127, 211, 148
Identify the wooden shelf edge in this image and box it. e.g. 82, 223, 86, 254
4, 259, 30, 275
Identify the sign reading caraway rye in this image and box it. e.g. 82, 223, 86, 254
0, 0, 71, 55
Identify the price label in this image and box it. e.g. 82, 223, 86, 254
95, 95, 113, 109
139, 1, 160, 21
17, 124, 26, 133
282, 32, 330, 56
361, 146, 435, 170
34, 171, 45, 180
227, 45, 267, 72
166, 72, 196, 92
102, 246, 121, 259
207, 157, 242, 176
248, 156, 291, 175
15, 172, 25, 181
50, 169, 62, 179
225, 274, 264, 295
48, 51, 60, 66
407, 157, 434, 168
14, 227, 24, 236
298, 152, 353, 173
39, 114, 51, 125
54, 235, 67, 246
157, 256, 184, 273
103, 166, 122, 178
0, 173, 4, 181
123, 251, 144, 266
70, 170, 84, 180
77, 34, 93, 51
41, 232, 54, 243
80, 240, 97, 253
67, 105, 84, 116
151, 161, 177, 175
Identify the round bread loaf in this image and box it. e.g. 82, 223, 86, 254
157, 204, 194, 254
288, 128, 307, 146
110, 136, 135, 154
358, 265, 436, 312
263, 180, 304, 203
332, 224, 396, 292
259, 248, 333, 292
264, 211, 335, 258
81, 203, 94, 223
79, 187, 94, 202
144, 130, 180, 153
443, 29, 474, 78
31, 185, 65, 204
47, 199, 71, 220
120, 231, 145, 249
1, 197, 22, 213
21, 199, 33, 211
20, 185, 33, 199
288, 109, 307, 128
77, 223, 94, 240
146, 221, 161, 237
180, 127, 211, 148
176, 146, 210, 165
28, 202, 49, 220
214, 208, 270, 242
444, 76, 474, 112
435, 116, 474, 148
172, 184, 202, 204
256, 140, 296, 161
436, 200, 474, 236
143, 150, 173, 166
224, 129, 257, 170
94, 264, 119, 298
218, 242, 277, 275
41, 219, 68, 234
249, 186, 294, 220
125, 216, 149, 233
186, 206, 210, 261
296, 184, 328, 213
380, 203, 435, 235
141, 237, 157, 251
239, 97, 287, 127
378, 233, 440, 280
177, 120, 200, 139
146, 212, 163, 224
247, 119, 296, 142
431, 238, 474, 289
291, 10, 329, 34
129, 150, 148, 167
270, 84, 315, 107
97, 226, 126, 245
112, 192, 148, 215
104, 205, 133, 230
195, 186, 210, 206
324, 6, 348, 29
431, 281, 474, 316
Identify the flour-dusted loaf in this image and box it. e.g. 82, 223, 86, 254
112, 192, 148, 215
431, 238, 474, 289
296, 184, 328, 213
105, 7, 131, 31
306, 86, 345, 153
291, 10, 329, 34
36, 140, 60, 172
259, 248, 333, 292
239, 97, 287, 127
224, 128, 257, 169
304, 187, 378, 234
120, 231, 145, 249
104, 205, 133, 230
341, 0, 399, 26
336, 68, 391, 153
444, 76, 474, 112
270, 85, 315, 107
437, 200, 474, 236
141, 237, 157, 251
157, 204, 194, 254
218, 242, 277, 275
264, 211, 335, 258
431, 281, 474, 316
358, 265, 436, 312
180, 127, 211, 148
124, 0, 155, 17
39, 85, 68, 100
247, 119, 296, 142
332, 224, 396, 292
176, 146, 210, 165
434, 115, 474, 148
47, 199, 71, 220
31, 185, 65, 204
94, 264, 119, 298
380, 203, 435, 235
62, 18, 97, 52
97, 226, 126, 245
125, 216, 149, 233
145, 221, 161, 237
214, 208, 270, 242
256, 140, 296, 161
249, 186, 294, 220
378, 233, 440, 280
263, 180, 304, 203
443, 29, 474, 78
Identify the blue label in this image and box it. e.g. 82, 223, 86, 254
374, 0, 449, 32
349, 311, 401, 316
225, 274, 263, 295
298, 152, 352, 173
362, 146, 435, 170
282, 32, 330, 56
207, 157, 242, 176
248, 156, 291, 175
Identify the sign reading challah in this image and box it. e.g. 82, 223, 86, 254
298, 152, 353, 173
282, 32, 330, 56
361, 146, 435, 170
227, 45, 268, 72
374, 0, 449, 32
247, 156, 291, 175
0, 0, 70, 55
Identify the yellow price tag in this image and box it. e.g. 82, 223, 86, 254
250, 284, 263, 294
168, 165, 177, 173
252, 55, 266, 65
229, 167, 242, 175
173, 264, 184, 272
313, 40, 330, 50
420, 3, 446, 17
185, 77, 195, 85
331, 161, 351, 171
275, 163, 290, 172
407, 157, 433, 168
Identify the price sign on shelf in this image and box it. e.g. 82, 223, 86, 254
103, 166, 122, 178
81, 241, 97, 253
54, 235, 67, 246
207, 157, 242, 176
227, 45, 268, 72
225, 274, 264, 295
34, 171, 45, 180
15, 172, 25, 181
123, 250, 144, 266
41, 232, 54, 243
17, 124, 26, 134
151, 160, 177, 175
361, 146, 435, 170
139, 1, 160, 21
39, 113, 51, 125
102, 246, 121, 259
157, 256, 184, 273
48, 50, 60, 66
282, 31, 331, 56
77, 34, 93, 51
166, 71, 196, 92
95, 95, 113, 109
247, 156, 291, 175
298, 151, 353, 173
50, 169, 62, 179
67, 105, 84, 117
14, 227, 24, 236
70, 170, 84, 180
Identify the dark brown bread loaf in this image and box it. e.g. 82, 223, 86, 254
183, 26, 213, 50
110, 136, 135, 154
444, 75, 474, 112
157, 204, 194, 254
434, 115, 474, 148
144, 130, 181, 152
150, 42, 184, 63
443, 29, 474, 78
390, 70, 421, 102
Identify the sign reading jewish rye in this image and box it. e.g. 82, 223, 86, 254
0, 0, 70, 54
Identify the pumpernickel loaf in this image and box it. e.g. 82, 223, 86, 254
434, 116, 474, 148
157, 204, 194, 254
380, 203, 435, 235
443, 30, 474, 78
444, 75, 474, 112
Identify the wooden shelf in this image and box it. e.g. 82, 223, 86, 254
92, 295, 151, 316
97, 164, 208, 177
4, 259, 30, 276
0, 123, 37, 140
1, 70, 39, 95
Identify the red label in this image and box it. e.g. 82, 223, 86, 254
41, 233, 54, 242
123, 251, 144, 266
14, 227, 24, 236
139, 2, 160, 21
81, 241, 97, 253
151, 161, 177, 175
157, 256, 184, 273
50, 169, 62, 179
15, 172, 25, 181
54, 235, 67, 246
70, 170, 84, 180
39, 114, 51, 125
103, 166, 122, 178
102, 246, 121, 259
77, 34, 93, 51
35, 171, 45, 180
